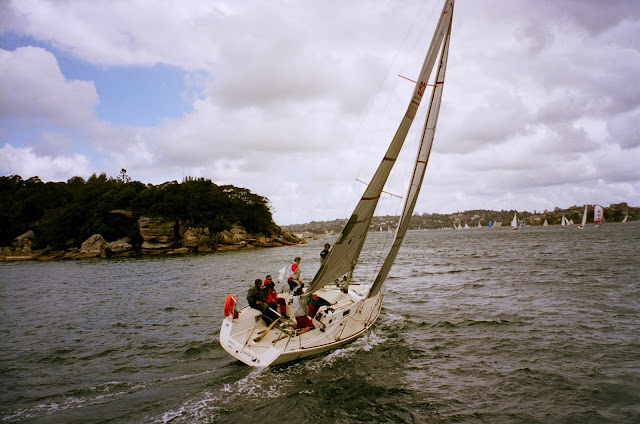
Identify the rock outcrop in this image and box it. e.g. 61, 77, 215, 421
12, 230, 35, 254
79, 234, 106, 258
179, 222, 216, 252
139, 216, 176, 253
0, 216, 303, 261
104, 238, 134, 256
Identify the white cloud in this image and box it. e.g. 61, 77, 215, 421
0, 47, 98, 129
0, 143, 93, 181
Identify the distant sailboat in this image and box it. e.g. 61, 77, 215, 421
578, 205, 587, 229
594, 205, 603, 227
511, 212, 518, 230
543, 219, 548, 226
622, 214, 628, 223
463, 223, 470, 229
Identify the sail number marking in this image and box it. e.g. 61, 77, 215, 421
417, 81, 427, 97
405, 82, 427, 119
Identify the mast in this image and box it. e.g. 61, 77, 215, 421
306, 0, 456, 296
368, 1, 454, 298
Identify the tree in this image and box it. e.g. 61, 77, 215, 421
118, 169, 131, 183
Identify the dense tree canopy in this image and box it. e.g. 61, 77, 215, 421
0, 174, 277, 249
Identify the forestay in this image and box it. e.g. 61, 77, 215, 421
306, 0, 455, 296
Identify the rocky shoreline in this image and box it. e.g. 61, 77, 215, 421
0, 216, 304, 261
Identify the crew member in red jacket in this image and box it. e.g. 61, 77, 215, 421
287, 257, 302, 291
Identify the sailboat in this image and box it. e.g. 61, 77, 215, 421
220, 0, 456, 367
561, 215, 567, 227
511, 212, 518, 230
622, 214, 628, 223
578, 205, 587, 229
543, 219, 548, 226
594, 205, 603, 227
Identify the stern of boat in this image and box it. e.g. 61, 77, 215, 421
219, 307, 283, 367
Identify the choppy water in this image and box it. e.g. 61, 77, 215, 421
1, 223, 639, 423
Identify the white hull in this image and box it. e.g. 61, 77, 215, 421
220, 284, 383, 367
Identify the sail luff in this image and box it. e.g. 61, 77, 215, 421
581, 205, 587, 227
306, 0, 455, 295
368, 15, 452, 298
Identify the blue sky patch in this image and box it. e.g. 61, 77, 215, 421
1, 33, 194, 127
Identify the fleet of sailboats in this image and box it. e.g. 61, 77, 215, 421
220, 0, 456, 367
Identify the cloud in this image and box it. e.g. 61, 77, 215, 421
0, 47, 98, 130
0, 143, 93, 181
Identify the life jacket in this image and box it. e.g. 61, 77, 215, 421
265, 287, 279, 304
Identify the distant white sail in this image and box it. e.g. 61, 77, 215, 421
578, 205, 587, 229
511, 212, 518, 230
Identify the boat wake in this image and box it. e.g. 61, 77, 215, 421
157, 328, 393, 423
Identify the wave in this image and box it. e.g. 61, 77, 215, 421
417, 318, 528, 329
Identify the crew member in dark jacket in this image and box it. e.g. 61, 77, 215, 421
248, 278, 279, 324
247, 279, 267, 312
320, 244, 330, 262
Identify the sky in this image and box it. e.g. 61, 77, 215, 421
1, 0, 639, 225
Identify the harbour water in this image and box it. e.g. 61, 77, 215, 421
1, 222, 639, 423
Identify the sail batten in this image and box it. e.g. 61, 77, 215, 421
306, 0, 455, 296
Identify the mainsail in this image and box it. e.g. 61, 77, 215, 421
580, 205, 588, 227
306, 0, 455, 295
369, 14, 452, 298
